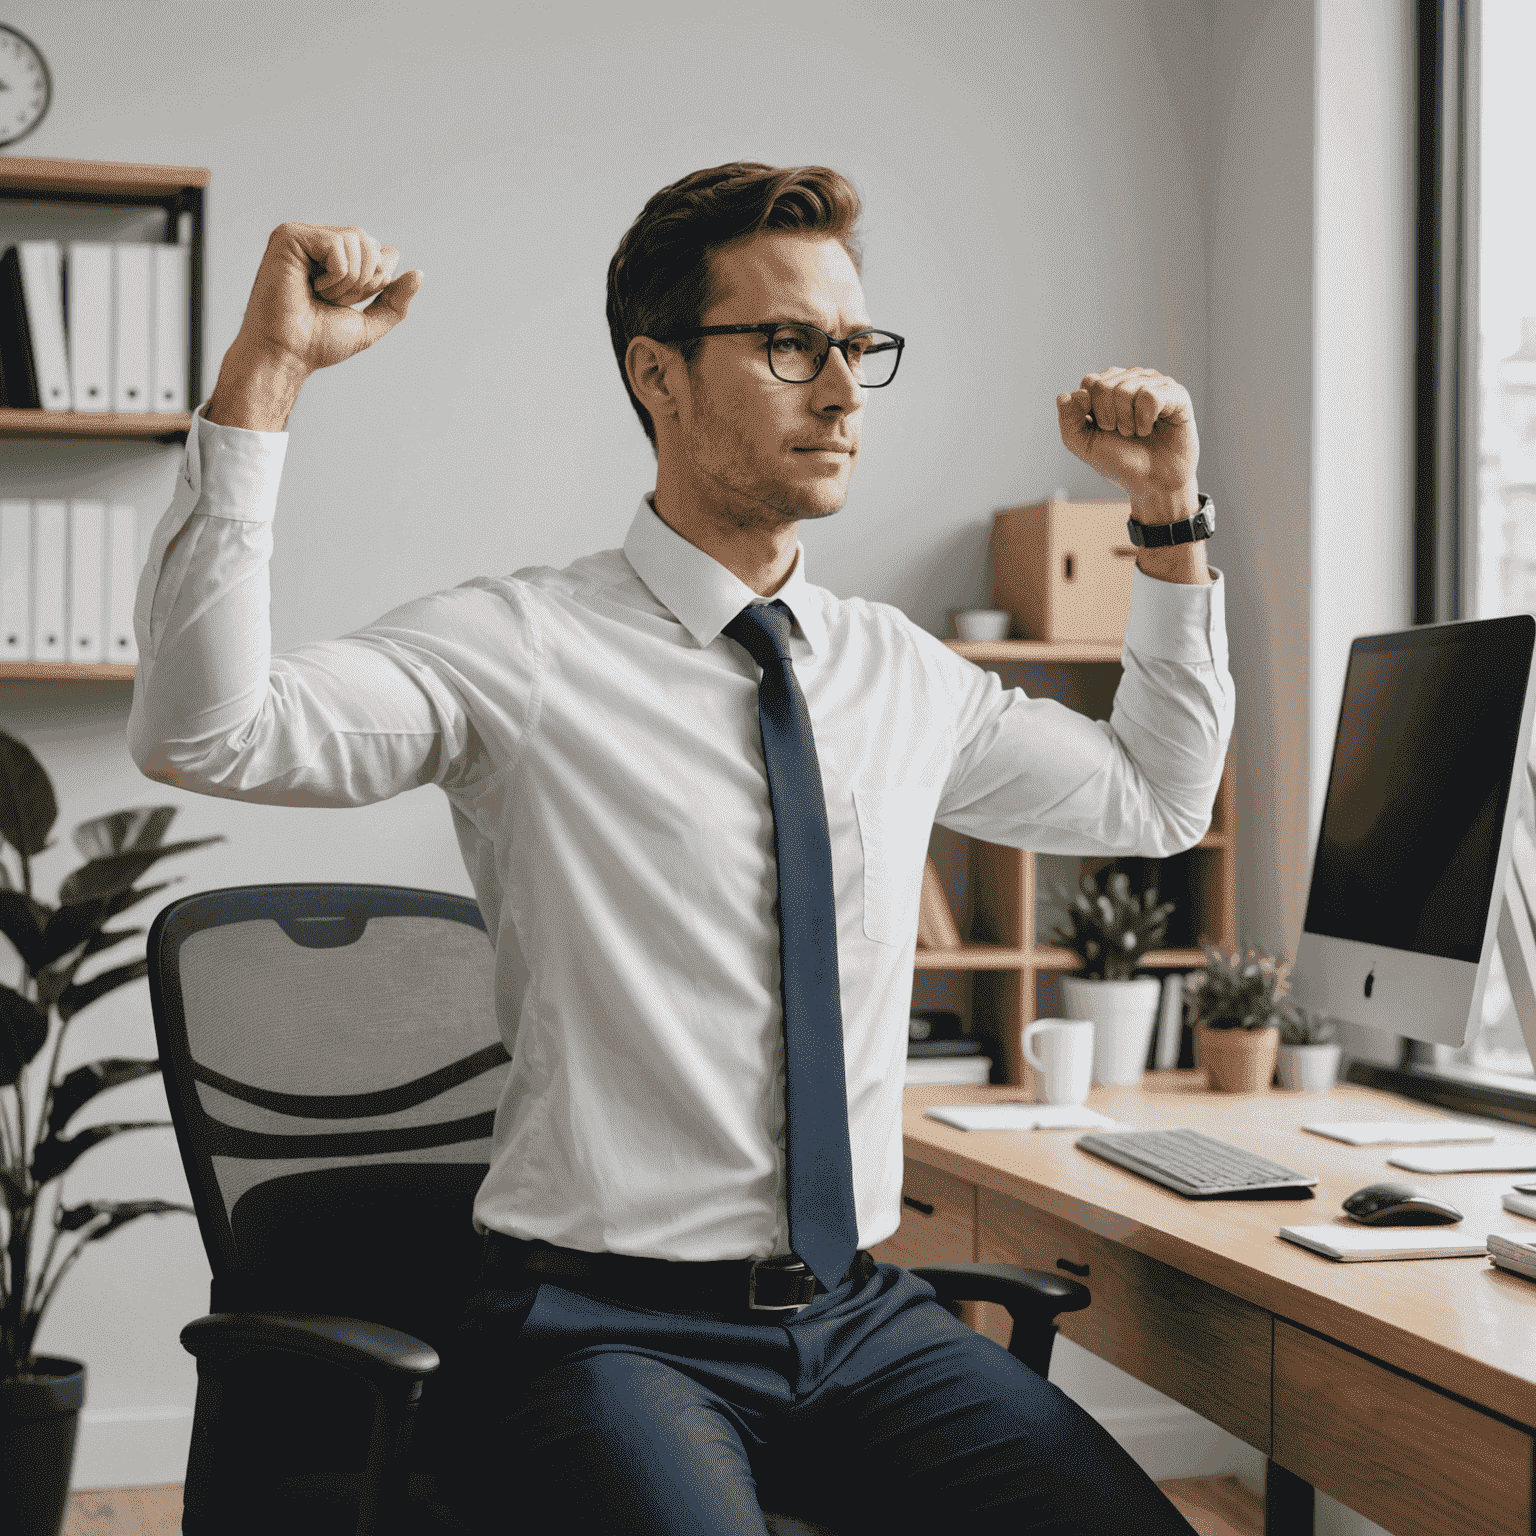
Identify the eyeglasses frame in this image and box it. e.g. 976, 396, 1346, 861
658, 322, 905, 387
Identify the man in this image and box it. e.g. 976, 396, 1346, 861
129, 162, 1230, 1534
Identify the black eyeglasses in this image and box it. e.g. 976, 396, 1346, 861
661, 322, 905, 387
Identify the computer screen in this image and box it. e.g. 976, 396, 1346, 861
1290, 615, 1536, 1046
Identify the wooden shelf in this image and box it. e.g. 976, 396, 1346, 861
914, 944, 1214, 972
0, 408, 191, 442
0, 155, 209, 199
0, 661, 135, 681
947, 638, 1123, 663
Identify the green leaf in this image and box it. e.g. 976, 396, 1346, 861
0, 730, 58, 857
35, 899, 114, 971
72, 807, 178, 863
30, 1121, 173, 1185
45, 1057, 161, 1142
56, 1198, 194, 1240
0, 890, 51, 972
0, 1164, 27, 1212
57, 959, 150, 1023
58, 838, 224, 906
99, 881, 173, 924
0, 984, 50, 1087
81, 926, 145, 961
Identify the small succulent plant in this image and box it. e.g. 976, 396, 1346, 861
1185, 942, 1292, 1031
1277, 999, 1340, 1047
1051, 869, 1176, 981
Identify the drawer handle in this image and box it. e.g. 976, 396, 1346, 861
902, 1196, 936, 1216
1056, 1258, 1090, 1278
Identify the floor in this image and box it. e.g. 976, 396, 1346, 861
64, 1476, 1264, 1535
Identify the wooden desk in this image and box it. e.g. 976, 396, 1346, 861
872, 1075, 1536, 1536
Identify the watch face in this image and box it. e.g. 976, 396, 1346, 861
0, 26, 51, 149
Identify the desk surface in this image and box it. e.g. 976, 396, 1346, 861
903, 1074, 1536, 1427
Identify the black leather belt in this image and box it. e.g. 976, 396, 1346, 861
482, 1232, 875, 1316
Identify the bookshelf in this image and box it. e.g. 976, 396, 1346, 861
1, 156, 204, 682
921, 636, 1238, 1085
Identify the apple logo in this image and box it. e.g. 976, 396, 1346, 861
1364, 970, 1375, 999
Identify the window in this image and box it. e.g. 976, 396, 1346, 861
1355, 0, 1536, 1126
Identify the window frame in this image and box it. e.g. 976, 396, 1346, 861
1346, 0, 1536, 1129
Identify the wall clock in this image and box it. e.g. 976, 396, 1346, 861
0, 25, 51, 149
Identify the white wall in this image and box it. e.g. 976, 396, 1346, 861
0, 1, 1419, 1522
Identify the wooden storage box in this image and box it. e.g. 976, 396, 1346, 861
991, 498, 1138, 642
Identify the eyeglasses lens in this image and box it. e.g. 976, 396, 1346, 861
769, 326, 901, 386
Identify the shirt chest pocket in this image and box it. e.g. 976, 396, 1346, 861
852, 786, 938, 947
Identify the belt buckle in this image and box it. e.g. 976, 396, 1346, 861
747, 1255, 815, 1313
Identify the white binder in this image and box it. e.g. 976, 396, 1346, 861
19, 241, 72, 411
0, 500, 31, 661
32, 501, 68, 661
67, 500, 105, 663
151, 245, 189, 412
66, 242, 114, 412
106, 503, 139, 664
112, 243, 153, 413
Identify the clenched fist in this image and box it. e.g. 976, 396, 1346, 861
239, 221, 423, 375
206, 223, 423, 431
1056, 366, 1199, 517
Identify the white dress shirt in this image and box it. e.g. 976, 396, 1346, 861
128, 407, 1235, 1261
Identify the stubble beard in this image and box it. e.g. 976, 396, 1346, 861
683, 405, 853, 533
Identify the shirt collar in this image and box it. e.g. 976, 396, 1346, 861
622, 498, 828, 656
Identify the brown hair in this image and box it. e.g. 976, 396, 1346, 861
606, 161, 864, 446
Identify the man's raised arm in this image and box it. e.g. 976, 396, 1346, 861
125, 224, 488, 808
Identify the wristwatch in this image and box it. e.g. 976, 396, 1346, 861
1126, 492, 1215, 548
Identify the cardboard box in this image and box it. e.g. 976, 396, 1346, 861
991, 498, 1138, 642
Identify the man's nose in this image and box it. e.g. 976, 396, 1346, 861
813, 345, 866, 411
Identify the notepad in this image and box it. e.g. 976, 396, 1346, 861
1502, 1190, 1536, 1221
1386, 1145, 1536, 1174
924, 1104, 1119, 1133
1302, 1120, 1497, 1146
1278, 1225, 1514, 1261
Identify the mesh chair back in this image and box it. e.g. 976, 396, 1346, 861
149, 882, 508, 1351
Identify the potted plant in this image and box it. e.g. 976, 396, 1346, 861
1051, 869, 1176, 1086
0, 730, 221, 1536
1183, 942, 1289, 1093
1276, 1000, 1342, 1091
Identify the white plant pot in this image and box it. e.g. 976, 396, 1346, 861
1060, 976, 1162, 1086
1276, 1042, 1342, 1092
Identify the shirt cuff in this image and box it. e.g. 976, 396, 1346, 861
1122, 562, 1228, 665
182, 398, 289, 523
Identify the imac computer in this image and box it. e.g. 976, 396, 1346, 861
1289, 614, 1536, 1050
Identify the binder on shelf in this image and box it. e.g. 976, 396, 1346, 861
66, 242, 114, 412
32, 501, 68, 661
0, 245, 38, 407
106, 503, 139, 664
151, 244, 189, 413
18, 242, 73, 410
112, 243, 153, 413
916, 856, 964, 949
67, 500, 106, 664
0, 501, 32, 661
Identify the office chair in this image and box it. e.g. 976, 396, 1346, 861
149, 884, 1091, 1536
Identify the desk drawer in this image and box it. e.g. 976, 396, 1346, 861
1274, 1320, 1532, 1536
978, 1188, 1271, 1452
870, 1162, 975, 1269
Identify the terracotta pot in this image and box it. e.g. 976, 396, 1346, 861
1197, 1024, 1279, 1093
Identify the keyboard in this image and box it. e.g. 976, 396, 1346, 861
1075, 1128, 1318, 1198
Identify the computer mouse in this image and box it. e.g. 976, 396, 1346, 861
1342, 1181, 1463, 1226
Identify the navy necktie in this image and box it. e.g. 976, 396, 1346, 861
724, 600, 858, 1291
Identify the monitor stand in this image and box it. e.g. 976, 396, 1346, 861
1497, 762, 1536, 1068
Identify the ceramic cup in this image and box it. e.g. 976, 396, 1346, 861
955, 609, 1012, 641
1021, 1018, 1095, 1104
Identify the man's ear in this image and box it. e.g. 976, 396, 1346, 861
627, 336, 687, 430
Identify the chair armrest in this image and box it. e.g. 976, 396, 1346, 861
909, 1261, 1090, 1318
180, 1311, 439, 1393
909, 1261, 1090, 1378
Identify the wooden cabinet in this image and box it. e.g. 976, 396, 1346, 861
918, 638, 1237, 1084
0, 156, 205, 683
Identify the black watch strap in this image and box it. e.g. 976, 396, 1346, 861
1127, 493, 1215, 548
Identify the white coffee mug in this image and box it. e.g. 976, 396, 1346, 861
1021, 1018, 1095, 1105
954, 609, 1011, 641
